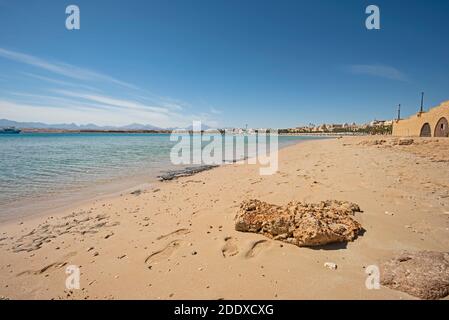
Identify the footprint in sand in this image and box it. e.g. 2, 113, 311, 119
221, 237, 239, 258
17, 261, 67, 276
156, 228, 191, 240
145, 240, 182, 266
244, 240, 271, 258
16, 251, 77, 277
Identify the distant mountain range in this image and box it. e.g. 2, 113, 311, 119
0, 119, 212, 131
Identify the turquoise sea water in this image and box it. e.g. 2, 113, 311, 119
0, 133, 325, 220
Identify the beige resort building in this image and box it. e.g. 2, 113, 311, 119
392, 100, 449, 137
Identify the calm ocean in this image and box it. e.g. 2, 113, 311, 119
0, 133, 324, 220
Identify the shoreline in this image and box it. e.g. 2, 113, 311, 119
0, 137, 318, 225
1, 136, 448, 299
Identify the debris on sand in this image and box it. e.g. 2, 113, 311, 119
130, 189, 142, 196
235, 199, 363, 247
157, 165, 218, 181
380, 251, 449, 300
396, 138, 414, 146
358, 138, 414, 146
324, 262, 338, 270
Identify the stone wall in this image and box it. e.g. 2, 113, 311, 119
392, 100, 449, 137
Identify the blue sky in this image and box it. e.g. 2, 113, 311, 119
0, 0, 448, 128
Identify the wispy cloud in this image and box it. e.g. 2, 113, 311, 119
0, 47, 138, 89
52, 90, 173, 114
20, 72, 102, 92
0, 99, 169, 126
0, 48, 220, 127
0, 96, 218, 128
210, 107, 222, 115
344, 64, 408, 81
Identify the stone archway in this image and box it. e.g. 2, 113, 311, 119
434, 117, 449, 137
420, 123, 432, 137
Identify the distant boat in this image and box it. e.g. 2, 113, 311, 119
0, 127, 21, 134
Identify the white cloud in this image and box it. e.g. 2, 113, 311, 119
52, 90, 173, 114
0, 92, 218, 128
0, 48, 220, 128
20, 72, 101, 92
0, 99, 186, 127
210, 107, 222, 115
345, 64, 408, 81
0, 47, 137, 89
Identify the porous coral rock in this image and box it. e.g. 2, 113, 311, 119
380, 251, 449, 300
235, 199, 363, 247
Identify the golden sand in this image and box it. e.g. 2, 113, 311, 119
0, 136, 448, 299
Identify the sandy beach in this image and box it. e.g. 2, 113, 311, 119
0, 136, 448, 300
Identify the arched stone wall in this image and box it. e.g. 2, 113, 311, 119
434, 117, 449, 137
420, 123, 431, 137
392, 101, 449, 137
